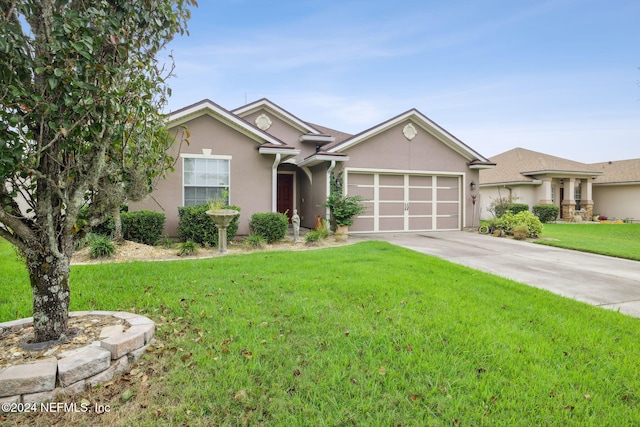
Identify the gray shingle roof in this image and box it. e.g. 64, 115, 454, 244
591, 158, 640, 184
480, 147, 602, 185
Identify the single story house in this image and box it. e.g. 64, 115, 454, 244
131, 98, 495, 236
479, 147, 640, 221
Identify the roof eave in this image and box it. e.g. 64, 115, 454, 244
298, 154, 349, 168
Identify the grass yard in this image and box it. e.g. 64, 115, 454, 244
537, 223, 640, 261
1, 238, 640, 426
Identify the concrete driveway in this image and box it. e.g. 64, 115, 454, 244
352, 231, 640, 318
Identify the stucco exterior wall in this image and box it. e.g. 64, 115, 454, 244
478, 185, 539, 220
130, 114, 274, 236
592, 184, 640, 220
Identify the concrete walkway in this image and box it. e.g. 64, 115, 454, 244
351, 231, 640, 319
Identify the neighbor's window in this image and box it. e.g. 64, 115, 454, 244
183, 157, 230, 206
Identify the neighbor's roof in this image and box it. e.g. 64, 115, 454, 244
480, 147, 602, 185
591, 158, 640, 184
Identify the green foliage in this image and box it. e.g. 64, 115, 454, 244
494, 210, 544, 237
326, 171, 367, 227
249, 212, 289, 243
304, 230, 325, 243
533, 204, 560, 223
243, 234, 266, 250
178, 204, 240, 247
88, 235, 116, 258
176, 240, 199, 256
157, 236, 175, 248
121, 211, 165, 245
509, 203, 529, 215
487, 195, 523, 218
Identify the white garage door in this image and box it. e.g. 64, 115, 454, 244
346, 171, 461, 232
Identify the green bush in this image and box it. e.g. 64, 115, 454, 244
121, 210, 165, 245
494, 211, 543, 238
509, 204, 529, 215
305, 230, 326, 243
178, 204, 241, 247
249, 212, 288, 244
89, 235, 116, 258
533, 204, 560, 223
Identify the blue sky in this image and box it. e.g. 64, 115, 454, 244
163, 0, 640, 163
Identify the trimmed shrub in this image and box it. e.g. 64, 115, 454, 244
494, 211, 543, 238
178, 204, 241, 247
533, 204, 560, 223
509, 204, 529, 215
249, 212, 288, 243
121, 210, 166, 245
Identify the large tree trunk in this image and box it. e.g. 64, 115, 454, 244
25, 251, 71, 342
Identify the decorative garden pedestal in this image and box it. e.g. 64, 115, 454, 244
206, 209, 239, 254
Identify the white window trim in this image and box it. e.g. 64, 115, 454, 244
182, 153, 232, 206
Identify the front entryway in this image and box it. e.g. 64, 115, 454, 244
277, 173, 294, 221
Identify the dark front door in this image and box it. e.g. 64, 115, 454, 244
559, 188, 565, 218
277, 173, 294, 221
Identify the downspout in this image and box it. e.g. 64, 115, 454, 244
326, 160, 336, 222
272, 153, 281, 212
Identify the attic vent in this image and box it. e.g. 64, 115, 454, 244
403, 123, 418, 141
255, 113, 272, 130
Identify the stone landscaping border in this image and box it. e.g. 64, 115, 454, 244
0, 311, 154, 405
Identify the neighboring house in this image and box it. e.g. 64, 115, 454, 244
591, 158, 640, 220
479, 147, 640, 222
131, 98, 495, 236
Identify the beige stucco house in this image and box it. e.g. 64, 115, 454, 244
479, 147, 640, 222
131, 98, 495, 236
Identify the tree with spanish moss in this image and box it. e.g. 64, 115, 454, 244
0, 0, 196, 343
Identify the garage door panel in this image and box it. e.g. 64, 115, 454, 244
437, 216, 458, 229
348, 174, 374, 185
437, 203, 459, 215
379, 202, 404, 215
350, 216, 374, 232
408, 202, 432, 215
437, 176, 458, 186
409, 187, 432, 200
409, 175, 432, 186
437, 188, 459, 201
379, 217, 404, 231
379, 174, 404, 185
379, 187, 404, 200
350, 186, 374, 199
409, 216, 432, 230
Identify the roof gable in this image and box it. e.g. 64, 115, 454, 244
325, 109, 492, 165
166, 99, 286, 146
232, 98, 323, 135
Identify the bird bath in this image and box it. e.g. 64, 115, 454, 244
206, 209, 239, 254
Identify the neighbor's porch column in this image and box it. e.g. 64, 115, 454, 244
561, 178, 576, 221
539, 178, 553, 204
583, 178, 594, 220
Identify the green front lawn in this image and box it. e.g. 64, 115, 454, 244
537, 223, 640, 260
1, 238, 639, 426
